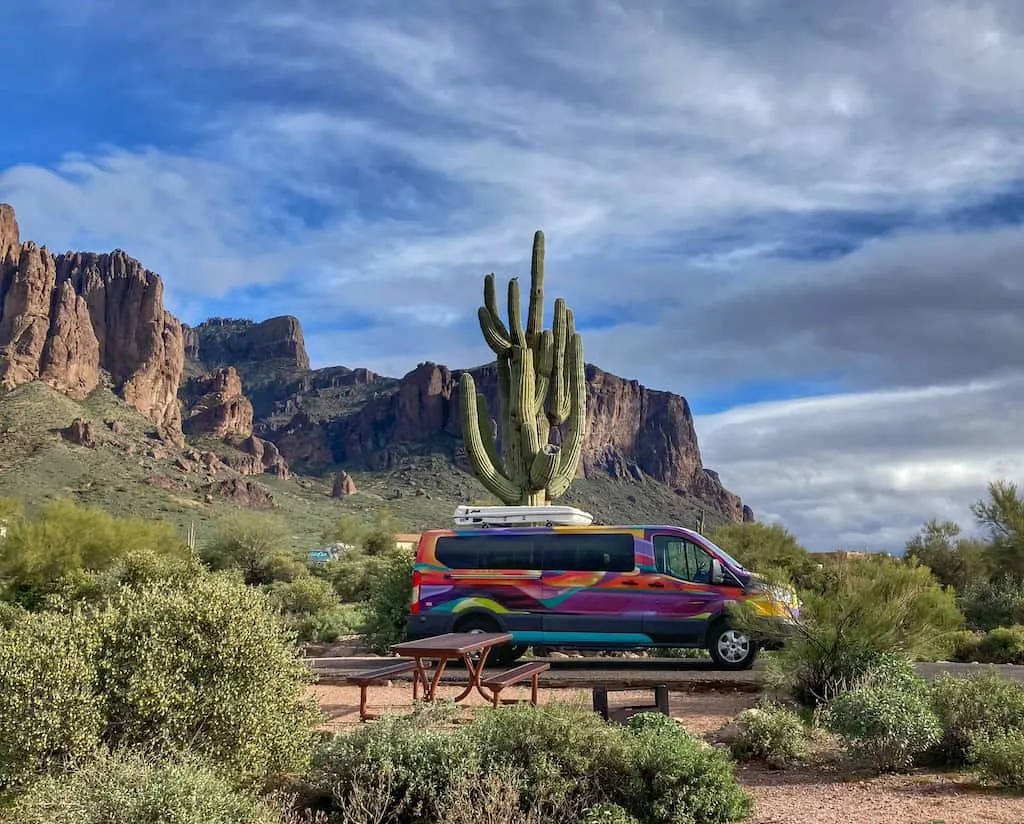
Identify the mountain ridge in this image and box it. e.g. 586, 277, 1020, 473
0, 203, 752, 524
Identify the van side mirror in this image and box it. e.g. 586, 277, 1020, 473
711, 559, 724, 585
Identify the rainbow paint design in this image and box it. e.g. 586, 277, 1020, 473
406, 524, 799, 668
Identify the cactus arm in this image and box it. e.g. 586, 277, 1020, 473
530, 443, 560, 490
507, 278, 528, 348
484, 274, 511, 344
533, 329, 553, 418
504, 345, 536, 489
475, 391, 502, 473
460, 372, 520, 504
547, 298, 570, 425
546, 331, 586, 500
526, 230, 545, 348
478, 307, 511, 355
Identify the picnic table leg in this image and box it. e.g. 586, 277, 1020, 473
425, 656, 450, 701
452, 647, 497, 703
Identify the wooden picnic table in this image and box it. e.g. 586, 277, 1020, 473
390, 631, 513, 704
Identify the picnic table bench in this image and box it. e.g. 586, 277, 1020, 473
480, 661, 551, 707
346, 658, 423, 721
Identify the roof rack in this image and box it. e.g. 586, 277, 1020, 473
453, 504, 595, 528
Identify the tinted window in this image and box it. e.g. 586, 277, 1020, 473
434, 532, 635, 572
538, 533, 635, 572
435, 535, 537, 570
653, 535, 713, 583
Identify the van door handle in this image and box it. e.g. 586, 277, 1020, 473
647, 582, 665, 588
621, 580, 639, 587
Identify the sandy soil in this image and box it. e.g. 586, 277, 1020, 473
311, 683, 1024, 823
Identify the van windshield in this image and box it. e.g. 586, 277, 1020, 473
700, 536, 746, 572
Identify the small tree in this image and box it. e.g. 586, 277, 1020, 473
202, 512, 303, 586
904, 519, 991, 591
708, 521, 815, 584
971, 480, 1024, 576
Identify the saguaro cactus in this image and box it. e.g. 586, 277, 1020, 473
459, 230, 587, 505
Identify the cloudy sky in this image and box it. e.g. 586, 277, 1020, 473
3, 0, 1024, 550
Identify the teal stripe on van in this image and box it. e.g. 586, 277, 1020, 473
510, 631, 654, 645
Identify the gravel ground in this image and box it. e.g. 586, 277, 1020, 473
310, 684, 1024, 822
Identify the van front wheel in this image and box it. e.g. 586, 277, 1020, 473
707, 623, 759, 670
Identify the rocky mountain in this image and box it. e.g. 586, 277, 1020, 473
0, 205, 184, 442
0, 203, 751, 523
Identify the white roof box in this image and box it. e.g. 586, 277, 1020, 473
454, 504, 594, 528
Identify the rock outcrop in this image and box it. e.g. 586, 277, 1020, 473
262, 358, 749, 521
331, 470, 357, 497
183, 315, 309, 373
219, 435, 290, 479
0, 204, 185, 442
181, 367, 254, 438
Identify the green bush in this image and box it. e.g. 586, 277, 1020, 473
0, 610, 102, 795
321, 550, 379, 602
4, 752, 297, 824
310, 704, 750, 824
0, 500, 189, 609
708, 521, 815, 585
958, 577, 1024, 631
94, 574, 322, 783
972, 730, 1024, 789
928, 671, 1024, 765
766, 556, 963, 706
824, 665, 941, 773
730, 701, 808, 768
361, 547, 415, 654
201, 513, 304, 586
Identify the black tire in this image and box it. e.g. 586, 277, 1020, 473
706, 621, 759, 670
452, 615, 528, 667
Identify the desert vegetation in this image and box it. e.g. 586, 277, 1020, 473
3, 477, 1024, 821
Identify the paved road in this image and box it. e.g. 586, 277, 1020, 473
308, 655, 1024, 691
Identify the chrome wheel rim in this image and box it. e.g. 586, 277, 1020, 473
717, 629, 751, 664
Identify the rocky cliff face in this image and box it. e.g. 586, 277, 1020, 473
183, 315, 310, 373
0, 205, 184, 441
181, 367, 254, 438
262, 359, 749, 521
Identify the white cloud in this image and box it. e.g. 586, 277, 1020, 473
696, 376, 1024, 551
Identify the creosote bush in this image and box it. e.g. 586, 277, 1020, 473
730, 701, 809, 768
94, 574, 322, 783
3, 752, 303, 824
310, 703, 750, 824
824, 659, 941, 773
0, 609, 102, 795
972, 731, 1024, 789
927, 671, 1024, 766
361, 546, 415, 654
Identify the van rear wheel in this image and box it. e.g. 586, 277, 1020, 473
453, 615, 527, 667
707, 622, 759, 670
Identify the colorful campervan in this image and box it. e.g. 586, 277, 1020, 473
406, 505, 800, 670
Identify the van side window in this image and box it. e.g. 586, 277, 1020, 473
653, 535, 714, 583
435, 536, 537, 570
538, 533, 634, 572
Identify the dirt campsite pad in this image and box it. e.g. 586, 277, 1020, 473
311, 683, 1024, 824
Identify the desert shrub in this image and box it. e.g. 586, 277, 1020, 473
971, 730, 1024, 789
904, 518, 991, 591
361, 547, 415, 653
320, 509, 399, 557
264, 575, 355, 644
311, 711, 481, 824
4, 752, 295, 824
824, 665, 941, 773
763, 555, 963, 706
311, 704, 750, 824
928, 671, 1024, 765
94, 573, 321, 783
0, 609, 102, 795
321, 550, 379, 602
970, 626, 1024, 664
578, 803, 642, 824
0, 500, 188, 609
958, 577, 1024, 631
624, 710, 752, 824
730, 701, 808, 767
53, 549, 206, 609
201, 513, 304, 586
